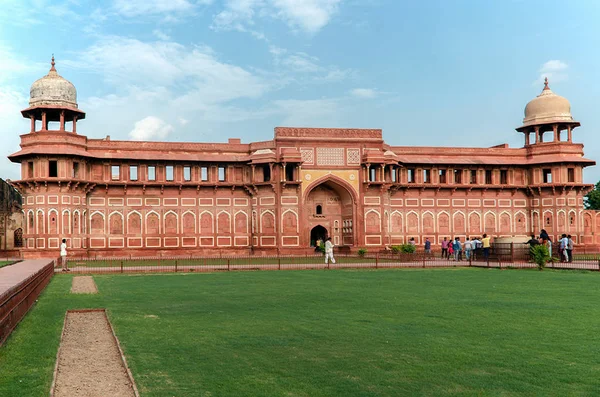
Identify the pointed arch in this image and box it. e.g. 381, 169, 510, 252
90, 211, 105, 234
200, 210, 214, 234
453, 211, 466, 234
281, 209, 298, 234
365, 209, 381, 233
164, 210, 179, 234
484, 211, 496, 234
27, 210, 34, 234
499, 211, 511, 234
72, 210, 80, 235
36, 209, 45, 235
514, 210, 527, 234
406, 210, 419, 234
48, 209, 59, 235
127, 210, 142, 234
109, 211, 124, 234
146, 210, 160, 234
234, 210, 249, 234
182, 210, 197, 234
422, 210, 435, 234
390, 210, 403, 234
303, 174, 358, 204
468, 211, 481, 235
260, 210, 275, 234
217, 210, 231, 234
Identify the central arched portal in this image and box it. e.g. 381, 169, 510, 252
310, 225, 328, 247
304, 178, 356, 248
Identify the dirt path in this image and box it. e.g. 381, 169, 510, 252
51, 311, 138, 397
70, 276, 98, 294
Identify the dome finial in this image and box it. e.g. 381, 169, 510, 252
543, 77, 549, 90
50, 54, 56, 72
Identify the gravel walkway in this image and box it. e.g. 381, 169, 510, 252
70, 276, 98, 294
52, 311, 137, 397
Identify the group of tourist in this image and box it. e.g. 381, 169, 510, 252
438, 235, 491, 262
525, 229, 575, 263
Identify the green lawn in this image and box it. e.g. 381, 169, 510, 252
0, 261, 16, 269
2, 268, 600, 396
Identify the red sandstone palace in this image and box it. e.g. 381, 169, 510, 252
7, 58, 598, 257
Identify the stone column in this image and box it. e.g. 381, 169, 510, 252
567, 125, 572, 142
534, 126, 540, 144
73, 116, 78, 133
282, 162, 287, 182
30, 116, 35, 133
41, 112, 47, 131
524, 131, 530, 146
553, 124, 558, 142
60, 110, 65, 131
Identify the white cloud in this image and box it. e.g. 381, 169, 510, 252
153, 29, 171, 41
269, 45, 352, 82
213, 0, 341, 34
129, 116, 174, 140
350, 88, 376, 98
537, 60, 568, 85
271, 0, 341, 33
0, 88, 29, 180
274, 98, 340, 125
112, 0, 211, 17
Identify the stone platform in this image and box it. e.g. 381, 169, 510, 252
0, 259, 55, 345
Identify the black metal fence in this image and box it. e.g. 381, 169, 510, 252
55, 243, 600, 274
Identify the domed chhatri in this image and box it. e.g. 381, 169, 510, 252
29, 56, 78, 109
522, 78, 574, 127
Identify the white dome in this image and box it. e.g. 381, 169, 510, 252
29, 57, 78, 108
522, 78, 573, 127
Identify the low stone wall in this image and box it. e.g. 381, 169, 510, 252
0, 259, 55, 346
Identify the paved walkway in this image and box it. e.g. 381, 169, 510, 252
0, 259, 55, 297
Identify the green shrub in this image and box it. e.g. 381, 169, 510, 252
390, 245, 401, 254
530, 245, 550, 270
398, 244, 416, 254
358, 248, 367, 257
316, 243, 325, 253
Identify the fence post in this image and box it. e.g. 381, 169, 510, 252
278, 257, 281, 271
510, 242, 514, 263
375, 252, 379, 269
422, 251, 426, 268
175, 260, 178, 272
597, 259, 600, 271
120, 260, 123, 273
227, 258, 230, 271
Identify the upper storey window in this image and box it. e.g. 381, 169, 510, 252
423, 169, 431, 184
543, 169, 552, 183
369, 167, 376, 182
201, 167, 208, 181
166, 165, 174, 181
111, 165, 120, 180
263, 165, 271, 182
73, 162, 80, 179
130, 165, 138, 181
218, 166, 226, 182
408, 169, 415, 183
500, 170, 508, 185
391, 168, 397, 183
454, 169, 462, 184
49, 160, 58, 177
285, 164, 294, 182
470, 170, 477, 184
148, 166, 156, 181
439, 169, 446, 184
568, 168, 575, 183
485, 170, 492, 184
184, 166, 191, 181
28, 162, 34, 178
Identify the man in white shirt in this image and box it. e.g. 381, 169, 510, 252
60, 238, 68, 271
559, 234, 569, 262
325, 237, 336, 265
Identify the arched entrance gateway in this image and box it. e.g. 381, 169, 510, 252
304, 176, 356, 248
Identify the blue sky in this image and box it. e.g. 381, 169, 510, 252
1, 0, 599, 182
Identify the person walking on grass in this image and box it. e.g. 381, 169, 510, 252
60, 238, 68, 272
324, 237, 336, 265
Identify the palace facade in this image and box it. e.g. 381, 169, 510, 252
7, 59, 598, 258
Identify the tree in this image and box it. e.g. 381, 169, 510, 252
530, 245, 550, 270
584, 181, 600, 210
